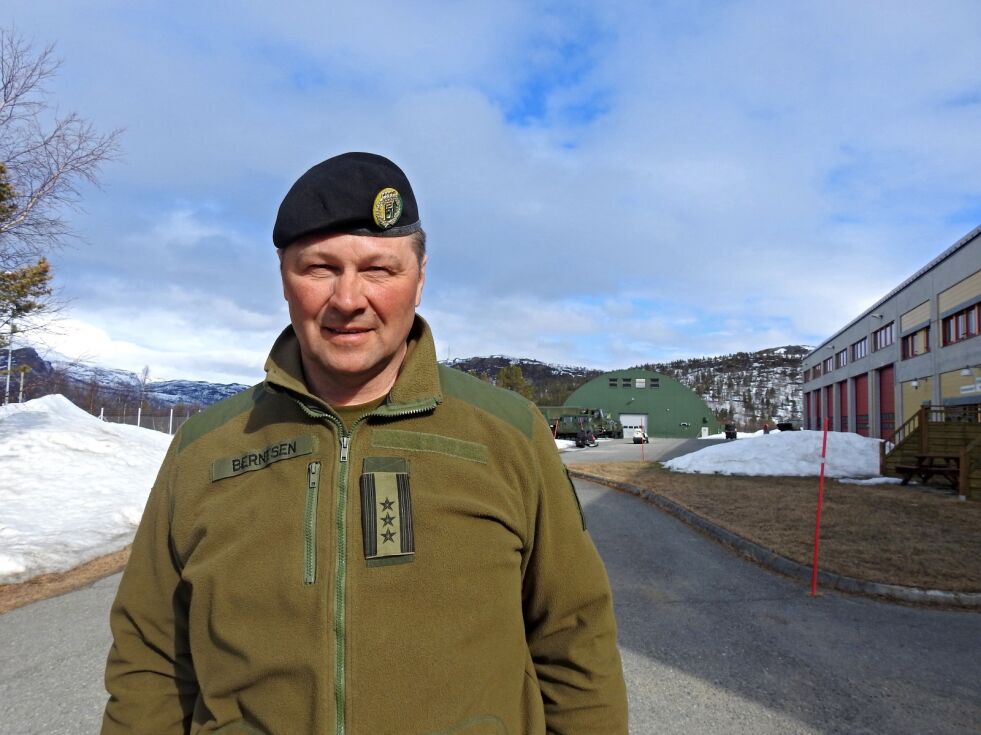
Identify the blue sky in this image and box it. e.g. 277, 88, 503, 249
5, 1, 981, 383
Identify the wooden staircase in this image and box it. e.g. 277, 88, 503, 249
880, 405, 981, 500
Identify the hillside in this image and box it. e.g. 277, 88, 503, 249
443, 355, 602, 405
636, 345, 810, 428
6, 344, 807, 430
447, 346, 810, 429
6, 348, 249, 414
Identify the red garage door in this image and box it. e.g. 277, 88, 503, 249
878, 364, 895, 439
854, 374, 869, 437
824, 386, 833, 431
838, 380, 848, 432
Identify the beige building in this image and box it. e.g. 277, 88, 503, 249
801, 226, 981, 439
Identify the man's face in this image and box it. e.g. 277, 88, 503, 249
279, 232, 426, 403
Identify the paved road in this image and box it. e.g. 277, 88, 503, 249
562, 435, 726, 465
577, 477, 981, 734
0, 573, 117, 733
2, 447, 979, 733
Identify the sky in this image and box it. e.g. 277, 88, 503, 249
4, 1, 981, 385
0, 394, 886, 583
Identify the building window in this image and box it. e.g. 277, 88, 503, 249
835, 348, 848, 369
851, 337, 867, 361
901, 327, 930, 360
621, 378, 631, 388
608, 378, 618, 388
812, 364, 822, 378
649, 378, 659, 388
635, 378, 646, 388
941, 302, 980, 346
872, 322, 895, 351
823, 356, 833, 373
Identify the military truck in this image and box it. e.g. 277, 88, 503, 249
539, 406, 623, 439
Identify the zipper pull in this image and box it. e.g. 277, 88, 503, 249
340, 435, 350, 463
308, 461, 321, 488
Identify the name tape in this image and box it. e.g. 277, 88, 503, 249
212, 436, 317, 481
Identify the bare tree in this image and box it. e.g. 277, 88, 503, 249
0, 28, 122, 270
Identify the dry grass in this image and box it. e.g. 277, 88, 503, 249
0, 547, 130, 614
576, 462, 981, 592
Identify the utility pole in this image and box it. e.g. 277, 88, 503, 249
17, 365, 30, 403
4, 321, 14, 405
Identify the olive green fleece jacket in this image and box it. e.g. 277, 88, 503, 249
102, 316, 627, 735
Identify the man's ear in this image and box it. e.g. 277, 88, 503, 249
278, 248, 289, 301
415, 255, 427, 307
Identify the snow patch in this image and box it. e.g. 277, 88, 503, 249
663, 430, 883, 478
0, 395, 170, 583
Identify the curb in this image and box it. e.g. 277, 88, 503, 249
569, 470, 981, 609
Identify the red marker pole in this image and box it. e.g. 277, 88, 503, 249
810, 417, 830, 596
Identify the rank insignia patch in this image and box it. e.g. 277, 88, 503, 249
372, 187, 403, 229
360, 457, 414, 565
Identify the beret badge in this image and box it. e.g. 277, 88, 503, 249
372, 187, 403, 230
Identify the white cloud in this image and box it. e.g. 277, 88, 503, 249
5, 1, 981, 380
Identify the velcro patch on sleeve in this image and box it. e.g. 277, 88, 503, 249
211, 435, 317, 481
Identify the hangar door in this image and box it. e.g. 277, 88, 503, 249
878, 364, 895, 439
854, 374, 869, 436
619, 414, 648, 435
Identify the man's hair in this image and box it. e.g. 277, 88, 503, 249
410, 228, 427, 264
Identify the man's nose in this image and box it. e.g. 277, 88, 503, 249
330, 271, 367, 312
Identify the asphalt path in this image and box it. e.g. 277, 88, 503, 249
1, 437, 979, 734
562, 434, 726, 465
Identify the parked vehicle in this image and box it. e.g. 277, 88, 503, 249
632, 428, 649, 444
540, 406, 623, 439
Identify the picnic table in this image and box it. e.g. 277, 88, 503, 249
895, 453, 960, 491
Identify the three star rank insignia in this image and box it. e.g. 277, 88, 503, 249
360, 457, 415, 565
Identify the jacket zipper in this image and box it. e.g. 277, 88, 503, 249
292, 398, 435, 735
334, 432, 350, 735
304, 462, 321, 585
332, 408, 431, 735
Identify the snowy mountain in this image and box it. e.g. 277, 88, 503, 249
6, 347, 250, 410
636, 345, 812, 427
7, 342, 807, 429
447, 345, 810, 428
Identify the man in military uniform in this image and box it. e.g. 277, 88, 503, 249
102, 152, 628, 734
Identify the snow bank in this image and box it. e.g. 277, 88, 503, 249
663, 430, 882, 478
0, 395, 170, 583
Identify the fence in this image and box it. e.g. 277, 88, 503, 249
98, 406, 200, 435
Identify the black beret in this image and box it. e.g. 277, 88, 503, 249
273, 152, 421, 248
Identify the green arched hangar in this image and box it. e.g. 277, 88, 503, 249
564, 369, 716, 439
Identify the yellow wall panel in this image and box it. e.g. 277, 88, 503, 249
940, 368, 981, 400
900, 301, 930, 331
901, 378, 931, 426
939, 269, 981, 313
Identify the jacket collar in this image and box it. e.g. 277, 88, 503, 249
263, 314, 443, 415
